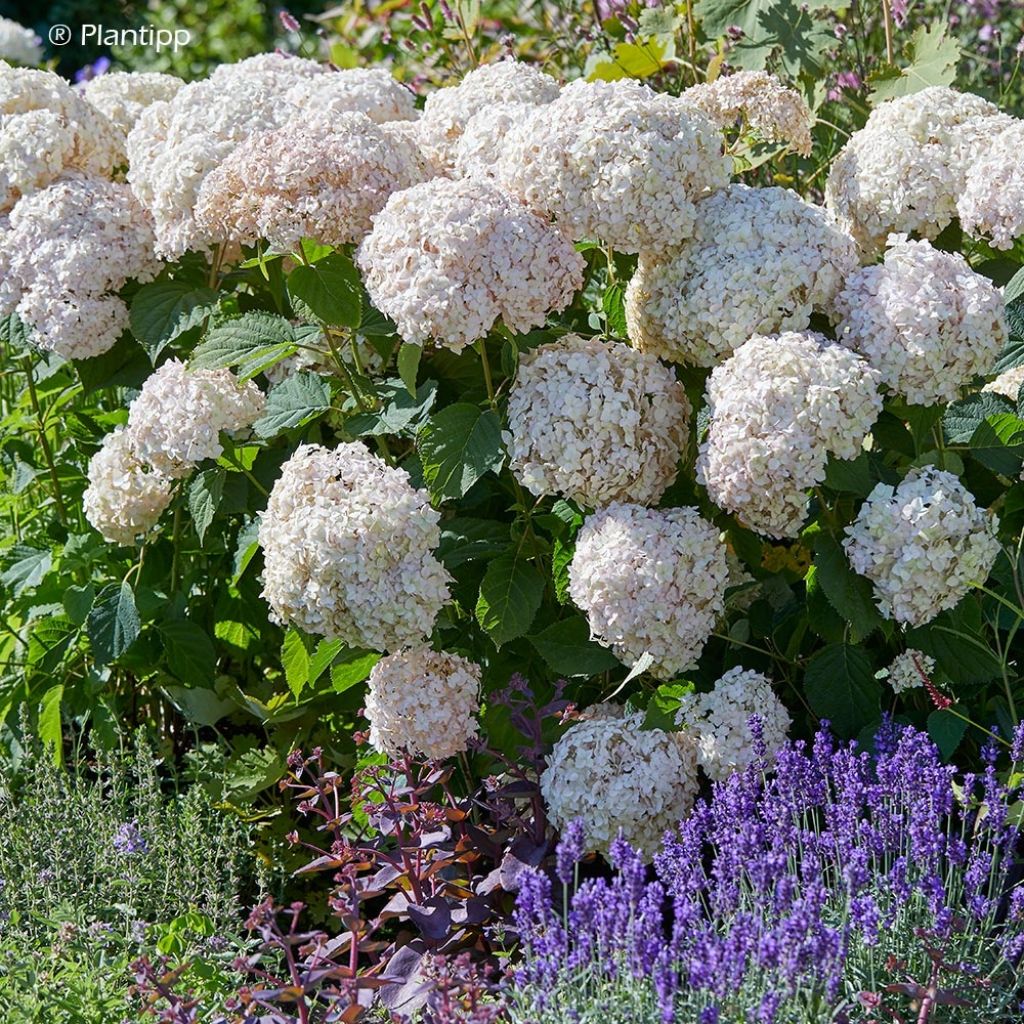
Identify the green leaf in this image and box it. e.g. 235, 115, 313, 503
476, 549, 545, 648
417, 404, 505, 501
868, 23, 961, 104
129, 281, 219, 359
160, 619, 217, 684
927, 707, 969, 760
282, 629, 312, 698
437, 518, 512, 569
529, 615, 621, 676
0, 312, 32, 349
330, 648, 380, 693
552, 537, 574, 604
603, 283, 628, 337
74, 334, 151, 394
345, 379, 438, 438
1, 545, 52, 596
232, 519, 261, 584
287, 253, 361, 327
62, 584, 95, 626
804, 643, 882, 738
87, 582, 141, 665
586, 35, 671, 80
397, 343, 422, 398
254, 371, 331, 438
943, 392, 1013, 443
642, 681, 694, 732
968, 412, 1024, 476
811, 532, 885, 640
1005, 267, 1024, 306
188, 468, 226, 544
191, 311, 298, 379
38, 684, 64, 766
309, 638, 344, 685
163, 685, 236, 727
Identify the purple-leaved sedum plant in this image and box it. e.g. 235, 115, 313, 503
510, 720, 1024, 1024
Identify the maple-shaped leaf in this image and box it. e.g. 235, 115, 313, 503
868, 22, 961, 103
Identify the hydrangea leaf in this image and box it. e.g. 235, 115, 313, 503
191, 310, 298, 379
87, 582, 141, 666
188, 468, 226, 545
528, 615, 620, 676
804, 643, 882, 738
417, 403, 506, 501
811, 532, 885, 641
253, 372, 332, 439
129, 280, 220, 361
161, 619, 217, 685
475, 549, 545, 648
286, 253, 362, 328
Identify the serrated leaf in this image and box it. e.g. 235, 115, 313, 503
282, 629, 312, 698
968, 412, 1024, 475
287, 253, 361, 327
345, 379, 438, 438
63, 584, 95, 626
308, 638, 344, 685
232, 519, 261, 584
528, 616, 620, 676
868, 23, 960, 103
188, 468, 226, 544
160, 619, 217, 684
944, 392, 1013, 443
330, 649, 379, 693
397, 343, 422, 398
0, 312, 33, 349
476, 549, 545, 648
1, 545, 52, 596
38, 684, 64, 766
254, 371, 331, 438
130, 281, 219, 359
927, 707, 968, 760
437, 518, 511, 569
191, 311, 298, 379
811, 532, 885, 640
87, 582, 141, 665
804, 643, 881, 738
417, 404, 505, 500
586, 36, 671, 80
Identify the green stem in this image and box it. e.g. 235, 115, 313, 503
23, 357, 68, 526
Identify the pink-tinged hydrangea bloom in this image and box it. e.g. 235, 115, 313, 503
959, 120, 1024, 251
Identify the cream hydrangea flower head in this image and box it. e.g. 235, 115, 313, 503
983, 365, 1024, 403
697, 331, 882, 538
540, 711, 700, 860
127, 359, 265, 478
681, 70, 814, 156
83, 427, 175, 546
364, 648, 481, 760
493, 78, 729, 253
844, 466, 1001, 627
830, 239, 1006, 406
356, 177, 583, 351
1, 63, 121, 212
195, 110, 431, 250
453, 101, 537, 181
418, 59, 559, 171
284, 66, 418, 125
626, 185, 857, 367
0, 18, 42, 66
0, 173, 161, 359
258, 443, 450, 650
825, 86, 1007, 255
884, 650, 935, 694
959, 120, 1024, 251
569, 503, 729, 680
675, 667, 791, 781
504, 334, 690, 507
83, 71, 184, 138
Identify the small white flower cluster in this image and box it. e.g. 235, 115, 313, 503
127, 359, 266, 477
82, 427, 176, 546
258, 443, 450, 650
568, 503, 729, 680
504, 334, 690, 508
675, 667, 791, 781
626, 185, 857, 367
698, 331, 882, 538
356, 177, 583, 351
830, 239, 1007, 406
983, 365, 1024, 402
843, 467, 1001, 627
884, 649, 935, 694
825, 86, 1007, 254
1, 63, 121, 212
493, 78, 729, 253
83, 71, 184, 138
418, 59, 559, 171
959, 120, 1024, 251
283, 67, 418, 125
0, 18, 42, 66
454, 101, 536, 180
195, 111, 430, 250
0, 173, 161, 359
681, 70, 814, 156
364, 647, 481, 759
540, 711, 700, 860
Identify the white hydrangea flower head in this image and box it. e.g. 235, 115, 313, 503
195, 110, 430, 250
0, 173, 161, 359
494, 78, 729, 253
126, 58, 326, 256
681, 70, 813, 156
569, 503, 729, 680
983, 365, 1024, 402
830, 239, 1006, 406
453, 101, 537, 180
825, 86, 1007, 255
0, 18, 42, 66
504, 334, 690, 507
959, 121, 1024, 251
284, 67, 417, 125
843, 467, 1001, 627
1, 63, 121, 212
540, 711, 700, 860
356, 177, 583, 351
884, 649, 935, 694
419, 59, 559, 171
83, 71, 184, 138
364, 648, 481, 759
626, 185, 858, 367
127, 359, 265, 477
696, 331, 882, 538
83, 427, 175, 546
258, 442, 450, 650
675, 667, 791, 782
